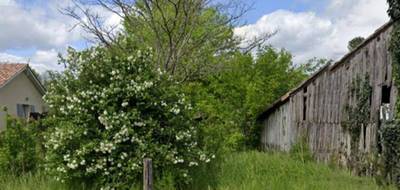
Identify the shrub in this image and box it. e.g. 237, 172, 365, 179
0, 116, 42, 175
43, 43, 212, 189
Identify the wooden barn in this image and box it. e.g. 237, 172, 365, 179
257, 21, 396, 164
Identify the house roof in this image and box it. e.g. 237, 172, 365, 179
0, 63, 46, 95
0, 63, 27, 87
257, 21, 394, 121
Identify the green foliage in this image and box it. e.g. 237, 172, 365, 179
184, 47, 313, 153
382, 123, 400, 185
386, 3, 400, 186
2, 152, 395, 190
298, 57, 332, 75
341, 75, 372, 174
289, 137, 313, 163
125, 1, 238, 80
342, 75, 371, 150
43, 42, 212, 189
0, 116, 43, 175
0, 172, 72, 190
189, 151, 393, 190
387, 0, 400, 20
348, 37, 365, 51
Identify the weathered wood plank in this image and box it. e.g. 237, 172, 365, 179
260, 23, 394, 162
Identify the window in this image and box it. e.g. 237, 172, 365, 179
382, 85, 391, 104
17, 104, 35, 118
303, 87, 307, 121
303, 96, 307, 121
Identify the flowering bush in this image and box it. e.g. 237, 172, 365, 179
44, 44, 211, 189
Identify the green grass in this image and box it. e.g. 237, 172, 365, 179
0, 151, 395, 190
190, 151, 395, 190
0, 172, 69, 190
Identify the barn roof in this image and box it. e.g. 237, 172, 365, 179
0, 63, 46, 95
257, 21, 394, 121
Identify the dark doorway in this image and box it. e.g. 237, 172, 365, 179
303, 96, 307, 121
381, 85, 391, 104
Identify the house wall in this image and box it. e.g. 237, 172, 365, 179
261, 24, 397, 163
0, 72, 45, 130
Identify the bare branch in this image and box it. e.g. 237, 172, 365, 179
62, 0, 268, 80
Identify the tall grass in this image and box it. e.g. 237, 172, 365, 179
190, 151, 394, 190
0, 172, 69, 190
0, 151, 394, 190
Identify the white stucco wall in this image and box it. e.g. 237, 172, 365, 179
0, 72, 45, 130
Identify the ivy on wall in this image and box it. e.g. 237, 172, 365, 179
342, 75, 372, 175
385, 1, 400, 186
343, 75, 371, 150
384, 21, 400, 187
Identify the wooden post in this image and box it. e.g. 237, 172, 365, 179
143, 158, 153, 190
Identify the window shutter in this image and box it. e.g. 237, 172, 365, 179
16, 104, 24, 117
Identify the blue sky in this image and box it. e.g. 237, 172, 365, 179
242, 0, 329, 23
0, 0, 391, 72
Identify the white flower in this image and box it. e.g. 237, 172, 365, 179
170, 107, 180, 115
134, 121, 145, 127
121, 102, 129, 107
67, 160, 78, 169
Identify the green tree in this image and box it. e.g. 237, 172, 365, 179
348, 37, 365, 51
64, 0, 269, 81
185, 47, 317, 152
387, 0, 400, 19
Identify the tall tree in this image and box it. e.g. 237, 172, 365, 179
64, 0, 271, 80
186, 47, 319, 150
348, 37, 365, 51
387, 0, 400, 20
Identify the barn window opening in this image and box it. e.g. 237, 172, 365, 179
363, 125, 367, 150
385, 71, 388, 80
303, 96, 307, 121
382, 85, 391, 104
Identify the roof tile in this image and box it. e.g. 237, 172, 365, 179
0, 63, 27, 87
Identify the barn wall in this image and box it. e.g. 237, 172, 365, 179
261, 24, 396, 163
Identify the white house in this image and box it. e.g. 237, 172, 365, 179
0, 63, 46, 129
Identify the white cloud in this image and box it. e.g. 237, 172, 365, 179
0, 0, 121, 71
235, 0, 390, 64
0, 49, 62, 73
0, 1, 82, 51
0, 0, 15, 6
